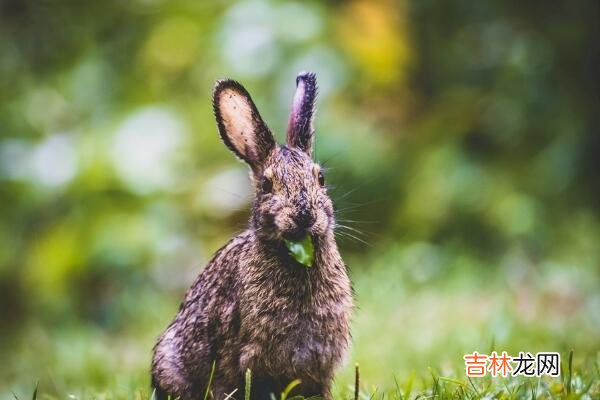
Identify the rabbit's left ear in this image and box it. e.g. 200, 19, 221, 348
286, 72, 317, 157
213, 79, 275, 169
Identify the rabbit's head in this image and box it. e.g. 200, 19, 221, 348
213, 72, 334, 243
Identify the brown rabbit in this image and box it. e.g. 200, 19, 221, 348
151, 72, 353, 400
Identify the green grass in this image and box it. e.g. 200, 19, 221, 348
3, 248, 599, 399
11, 356, 600, 400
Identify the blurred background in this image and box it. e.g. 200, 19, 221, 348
1, 0, 599, 397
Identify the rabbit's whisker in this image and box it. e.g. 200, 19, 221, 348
336, 223, 379, 241
334, 205, 363, 214
334, 230, 372, 247
334, 186, 362, 202
337, 224, 381, 242
335, 224, 366, 236
336, 218, 377, 225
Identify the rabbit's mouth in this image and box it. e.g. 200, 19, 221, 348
281, 225, 310, 241
283, 234, 314, 268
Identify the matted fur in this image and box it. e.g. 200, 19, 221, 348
151, 73, 353, 400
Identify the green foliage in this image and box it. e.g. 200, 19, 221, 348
285, 236, 315, 267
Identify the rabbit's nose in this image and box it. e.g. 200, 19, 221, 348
292, 190, 314, 230
294, 207, 315, 230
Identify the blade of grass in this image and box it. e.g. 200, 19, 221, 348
467, 377, 480, 397
355, 364, 360, 400
567, 349, 573, 395
368, 386, 378, 400
203, 360, 216, 400
403, 373, 414, 400
438, 376, 472, 392
428, 368, 439, 399
31, 382, 38, 400
392, 374, 402, 400
224, 388, 238, 400
281, 379, 301, 400
245, 369, 252, 400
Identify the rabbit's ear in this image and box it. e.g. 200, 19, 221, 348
213, 79, 275, 168
286, 72, 317, 156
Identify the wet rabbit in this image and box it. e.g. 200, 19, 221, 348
151, 72, 353, 400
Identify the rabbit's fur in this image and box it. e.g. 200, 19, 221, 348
151, 73, 353, 400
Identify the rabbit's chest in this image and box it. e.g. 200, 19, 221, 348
239, 279, 350, 376
241, 312, 342, 377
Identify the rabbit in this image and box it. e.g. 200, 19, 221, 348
151, 72, 353, 400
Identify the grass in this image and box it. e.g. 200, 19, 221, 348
3, 246, 599, 399
12, 356, 600, 400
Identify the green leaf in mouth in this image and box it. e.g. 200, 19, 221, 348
284, 235, 314, 267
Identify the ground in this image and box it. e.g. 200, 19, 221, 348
4, 248, 599, 399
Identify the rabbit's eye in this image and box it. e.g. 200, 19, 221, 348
318, 170, 325, 187
261, 176, 273, 193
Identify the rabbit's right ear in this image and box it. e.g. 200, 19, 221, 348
213, 80, 275, 168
